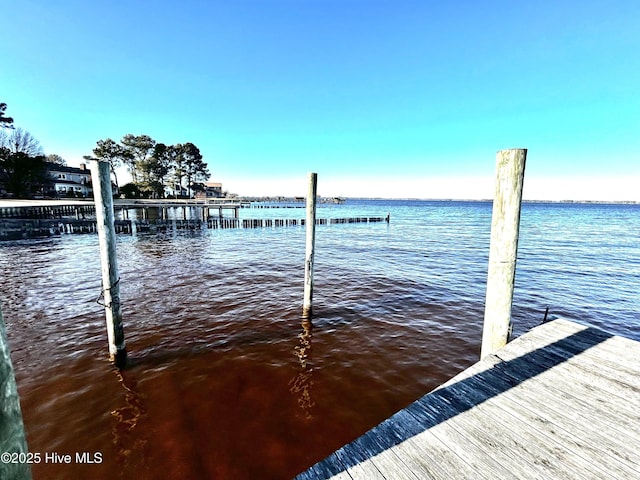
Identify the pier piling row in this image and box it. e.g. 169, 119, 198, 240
0, 215, 387, 240
0, 204, 96, 219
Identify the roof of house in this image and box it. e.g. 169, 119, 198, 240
46, 163, 90, 175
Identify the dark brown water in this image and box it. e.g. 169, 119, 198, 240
2, 200, 638, 479
8, 261, 476, 479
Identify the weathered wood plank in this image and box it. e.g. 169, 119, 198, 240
385, 434, 455, 480
430, 382, 606, 479
504, 323, 640, 388
488, 370, 640, 474
504, 319, 640, 371
334, 445, 387, 480
445, 363, 637, 478
494, 356, 640, 439
405, 393, 523, 478
494, 339, 640, 429
521, 337, 640, 391
388, 409, 488, 480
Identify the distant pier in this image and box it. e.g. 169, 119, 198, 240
0, 200, 387, 240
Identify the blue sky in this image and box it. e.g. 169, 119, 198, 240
2, 0, 639, 200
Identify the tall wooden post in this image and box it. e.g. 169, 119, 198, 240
88, 160, 127, 368
0, 304, 32, 480
481, 149, 527, 358
302, 173, 318, 318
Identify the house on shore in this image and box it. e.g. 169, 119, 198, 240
195, 181, 224, 200
46, 163, 92, 198
165, 184, 189, 198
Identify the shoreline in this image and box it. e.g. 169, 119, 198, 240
345, 197, 640, 205
0, 197, 638, 209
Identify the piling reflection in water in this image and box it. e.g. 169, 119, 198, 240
290, 318, 315, 419
111, 370, 146, 470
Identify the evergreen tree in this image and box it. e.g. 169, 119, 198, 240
121, 134, 155, 184
0, 103, 14, 128
90, 138, 130, 189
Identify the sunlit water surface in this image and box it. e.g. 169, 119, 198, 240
1, 200, 638, 479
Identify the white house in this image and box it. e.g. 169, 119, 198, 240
47, 163, 92, 197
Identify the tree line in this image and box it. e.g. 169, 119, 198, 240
89, 135, 210, 199
1, 102, 212, 199
0, 102, 52, 198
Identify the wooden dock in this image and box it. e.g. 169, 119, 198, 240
295, 319, 640, 479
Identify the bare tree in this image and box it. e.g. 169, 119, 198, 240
0, 128, 49, 198
0, 128, 44, 156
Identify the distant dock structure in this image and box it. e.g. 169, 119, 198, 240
0, 199, 386, 240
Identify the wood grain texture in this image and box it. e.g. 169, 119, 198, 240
0, 305, 31, 480
481, 148, 527, 357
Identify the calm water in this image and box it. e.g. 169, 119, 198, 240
1, 199, 638, 479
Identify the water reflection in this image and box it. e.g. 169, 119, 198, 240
289, 318, 315, 419
111, 369, 146, 469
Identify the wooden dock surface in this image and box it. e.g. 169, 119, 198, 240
295, 319, 640, 479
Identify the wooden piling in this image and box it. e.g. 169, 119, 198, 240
88, 159, 127, 368
481, 148, 527, 358
0, 304, 32, 480
302, 173, 318, 318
